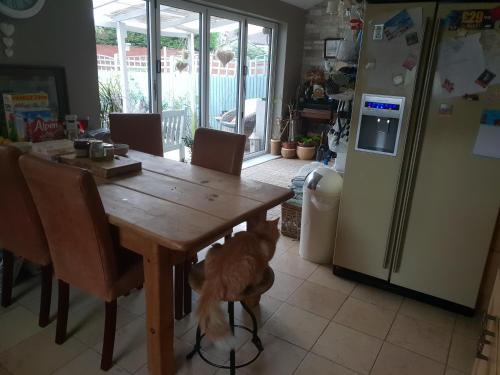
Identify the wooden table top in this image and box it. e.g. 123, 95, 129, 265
97, 150, 293, 252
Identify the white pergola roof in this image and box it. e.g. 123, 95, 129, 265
93, 0, 267, 40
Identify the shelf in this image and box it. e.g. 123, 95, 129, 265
299, 109, 334, 120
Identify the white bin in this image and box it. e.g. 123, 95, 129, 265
299, 167, 343, 264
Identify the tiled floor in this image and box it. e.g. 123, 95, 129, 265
0, 157, 479, 374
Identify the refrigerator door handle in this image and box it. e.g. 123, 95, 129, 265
392, 16, 442, 274
383, 16, 434, 270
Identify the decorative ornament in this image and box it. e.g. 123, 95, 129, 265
0, 22, 14, 36
0, 22, 15, 58
216, 49, 234, 67
0, 0, 45, 19
175, 61, 188, 72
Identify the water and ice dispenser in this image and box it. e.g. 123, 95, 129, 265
355, 94, 405, 156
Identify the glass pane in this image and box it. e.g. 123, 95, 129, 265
208, 16, 240, 133
93, 0, 151, 128
245, 24, 272, 154
159, 5, 201, 161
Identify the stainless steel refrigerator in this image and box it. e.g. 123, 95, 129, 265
334, 1, 500, 312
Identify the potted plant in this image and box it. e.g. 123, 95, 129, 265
281, 104, 298, 159
296, 135, 321, 160
270, 117, 285, 155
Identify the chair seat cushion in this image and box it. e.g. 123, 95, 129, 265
188, 260, 274, 301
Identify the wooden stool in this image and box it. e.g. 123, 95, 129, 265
186, 261, 274, 374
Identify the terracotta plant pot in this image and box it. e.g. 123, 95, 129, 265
282, 141, 297, 150
297, 145, 316, 160
281, 147, 296, 159
270, 139, 281, 155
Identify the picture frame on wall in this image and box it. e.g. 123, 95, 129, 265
0, 65, 69, 139
324, 38, 343, 59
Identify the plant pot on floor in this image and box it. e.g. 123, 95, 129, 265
281, 147, 296, 159
270, 139, 281, 155
297, 145, 316, 160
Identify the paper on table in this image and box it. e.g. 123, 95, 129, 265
436, 33, 486, 98
473, 109, 500, 159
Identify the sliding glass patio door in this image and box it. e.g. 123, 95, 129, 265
155, 0, 276, 160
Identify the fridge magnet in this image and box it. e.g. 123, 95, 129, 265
373, 24, 384, 40
442, 79, 455, 93
475, 69, 497, 88
462, 93, 479, 101
473, 109, 500, 159
393, 74, 404, 86
405, 31, 419, 46
384, 10, 414, 40
446, 7, 500, 31
438, 103, 453, 116
402, 54, 417, 71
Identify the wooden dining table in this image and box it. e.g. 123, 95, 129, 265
89, 150, 293, 375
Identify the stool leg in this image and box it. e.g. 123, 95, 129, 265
1, 250, 14, 307
228, 302, 236, 375
186, 326, 201, 360
241, 302, 263, 352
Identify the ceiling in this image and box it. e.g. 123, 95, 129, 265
279, 0, 326, 10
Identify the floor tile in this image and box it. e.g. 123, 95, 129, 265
94, 318, 147, 373
285, 243, 299, 255
262, 303, 328, 350
445, 367, 468, 375
334, 297, 396, 339
294, 352, 358, 375
174, 311, 198, 339
0, 330, 86, 375
44, 300, 139, 347
0, 306, 43, 352
399, 298, 455, 330
118, 288, 146, 316
270, 252, 318, 279
371, 342, 445, 375
52, 349, 129, 375
235, 332, 306, 375
454, 313, 481, 339
307, 266, 356, 295
265, 270, 303, 302
312, 322, 382, 374
387, 314, 452, 363
233, 294, 283, 328
447, 332, 477, 373
135, 338, 219, 375
287, 281, 347, 319
276, 236, 297, 252
350, 284, 403, 312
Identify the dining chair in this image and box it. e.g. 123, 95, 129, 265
175, 128, 246, 320
19, 155, 144, 371
0, 146, 53, 327
109, 113, 164, 157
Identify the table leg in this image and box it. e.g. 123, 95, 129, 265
144, 247, 174, 375
245, 210, 267, 307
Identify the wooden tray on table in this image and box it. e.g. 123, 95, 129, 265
58, 154, 141, 178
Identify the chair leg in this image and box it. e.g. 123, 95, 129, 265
38, 264, 53, 327
224, 234, 232, 243
101, 300, 117, 371
183, 260, 192, 315
1, 250, 13, 307
228, 301, 236, 375
55, 280, 69, 345
174, 264, 184, 320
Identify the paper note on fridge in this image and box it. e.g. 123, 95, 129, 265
473, 109, 500, 159
436, 33, 487, 98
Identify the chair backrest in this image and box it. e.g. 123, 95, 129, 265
0, 146, 50, 266
19, 155, 118, 300
109, 113, 163, 156
191, 128, 246, 176
162, 108, 188, 152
